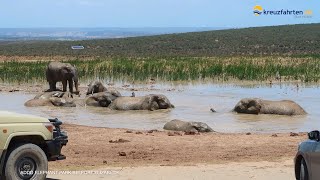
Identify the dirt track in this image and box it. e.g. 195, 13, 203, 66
49, 124, 305, 170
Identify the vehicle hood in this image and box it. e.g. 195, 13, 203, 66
0, 111, 49, 123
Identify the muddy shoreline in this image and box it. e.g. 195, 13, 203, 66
49, 123, 305, 170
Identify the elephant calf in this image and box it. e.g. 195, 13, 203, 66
164, 119, 214, 132
24, 91, 76, 107
233, 98, 306, 116
84, 91, 121, 107
84, 81, 122, 107
108, 94, 174, 111
86, 81, 108, 95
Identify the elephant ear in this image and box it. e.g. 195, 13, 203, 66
63, 65, 73, 73
60, 67, 70, 75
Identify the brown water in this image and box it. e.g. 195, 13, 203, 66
0, 82, 318, 133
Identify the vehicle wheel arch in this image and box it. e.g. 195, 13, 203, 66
295, 155, 309, 180
295, 155, 304, 179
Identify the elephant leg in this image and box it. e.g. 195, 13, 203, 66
49, 82, 56, 91
62, 80, 67, 92
68, 79, 74, 93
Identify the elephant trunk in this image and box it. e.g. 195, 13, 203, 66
86, 87, 94, 96
73, 76, 79, 94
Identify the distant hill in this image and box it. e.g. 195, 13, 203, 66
0, 24, 319, 57
0, 27, 222, 41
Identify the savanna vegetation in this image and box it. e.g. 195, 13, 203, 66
0, 23, 319, 83
1, 56, 320, 83
0, 23, 319, 57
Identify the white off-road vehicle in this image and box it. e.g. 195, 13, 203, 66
0, 111, 68, 180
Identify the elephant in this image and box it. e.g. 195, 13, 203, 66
233, 98, 307, 116
46, 62, 79, 94
163, 119, 214, 132
34, 91, 73, 99
86, 81, 108, 95
25, 91, 76, 107
108, 94, 174, 111
79, 91, 121, 107
150, 94, 175, 109
84, 81, 121, 107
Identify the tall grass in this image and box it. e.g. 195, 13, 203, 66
1, 56, 320, 83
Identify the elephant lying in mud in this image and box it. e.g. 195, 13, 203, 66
24, 91, 76, 107
108, 94, 174, 111
84, 81, 122, 107
86, 81, 108, 95
46, 62, 79, 94
233, 98, 306, 116
164, 119, 214, 132
25, 91, 121, 108
77, 91, 122, 107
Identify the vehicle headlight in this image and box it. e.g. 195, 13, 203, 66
43, 122, 54, 133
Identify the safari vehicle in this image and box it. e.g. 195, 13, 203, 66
295, 130, 320, 180
0, 111, 68, 180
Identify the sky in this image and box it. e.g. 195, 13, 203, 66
0, 0, 319, 28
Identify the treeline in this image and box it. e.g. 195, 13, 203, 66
0, 23, 319, 57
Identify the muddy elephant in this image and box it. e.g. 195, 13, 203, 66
83, 81, 122, 107
77, 91, 122, 107
25, 91, 76, 107
233, 98, 306, 116
150, 94, 175, 109
108, 94, 174, 111
46, 62, 79, 94
86, 81, 108, 95
164, 119, 214, 132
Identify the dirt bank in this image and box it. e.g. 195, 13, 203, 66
49, 124, 305, 170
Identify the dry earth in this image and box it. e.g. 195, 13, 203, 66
49, 124, 305, 170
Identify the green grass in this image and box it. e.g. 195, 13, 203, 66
1, 56, 320, 83
0, 23, 319, 57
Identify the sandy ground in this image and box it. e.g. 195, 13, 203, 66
47, 160, 295, 180
46, 124, 305, 179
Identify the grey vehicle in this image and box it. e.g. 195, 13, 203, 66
295, 130, 320, 180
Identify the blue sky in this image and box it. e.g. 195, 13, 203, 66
0, 0, 318, 28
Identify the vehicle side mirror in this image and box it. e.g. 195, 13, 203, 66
308, 130, 320, 141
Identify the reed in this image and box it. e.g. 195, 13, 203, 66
1, 56, 320, 83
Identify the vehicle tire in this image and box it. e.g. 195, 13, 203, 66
300, 158, 309, 180
4, 143, 48, 180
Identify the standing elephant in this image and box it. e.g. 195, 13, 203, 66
108, 94, 174, 111
46, 62, 79, 94
233, 98, 306, 116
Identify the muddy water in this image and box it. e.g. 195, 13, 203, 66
0, 83, 319, 133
